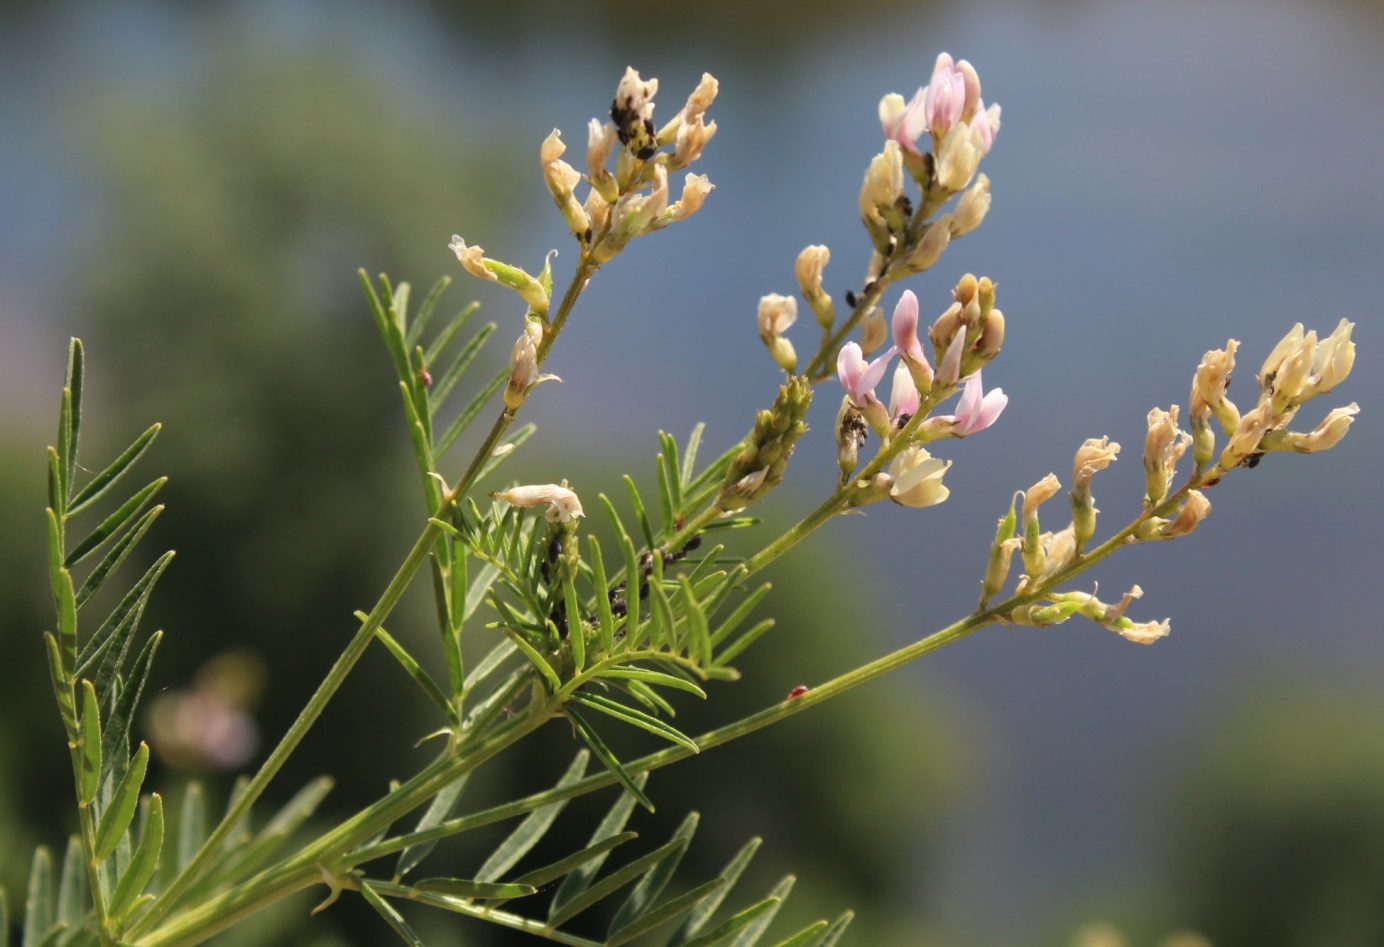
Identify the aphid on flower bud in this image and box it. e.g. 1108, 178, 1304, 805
786, 685, 809, 700
1239, 451, 1264, 470
844, 289, 858, 308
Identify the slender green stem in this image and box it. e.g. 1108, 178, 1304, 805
349, 471, 1216, 863
135, 255, 603, 946
71, 755, 114, 946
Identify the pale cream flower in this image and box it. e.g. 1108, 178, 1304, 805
887, 445, 952, 508
491, 481, 585, 523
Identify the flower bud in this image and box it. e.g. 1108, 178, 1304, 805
950, 174, 991, 237
936, 121, 982, 191
888, 362, 920, 429
1261, 402, 1360, 453
672, 116, 717, 169
717, 377, 812, 512
504, 319, 557, 410
859, 141, 904, 251
836, 396, 867, 481
670, 173, 714, 221
796, 245, 835, 327
1113, 618, 1170, 645
757, 294, 797, 342
1193, 340, 1240, 433
1303, 318, 1356, 397
1143, 405, 1189, 507
1035, 526, 1077, 581
1216, 398, 1274, 471
541, 130, 590, 239
1020, 473, 1061, 579
587, 119, 619, 202
980, 494, 1020, 605
972, 308, 1004, 366
768, 336, 797, 373
860, 307, 887, 356
448, 236, 549, 315
612, 66, 659, 158
1072, 437, 1119, 550
905, 215, 952, 273
1166, 490, 1210, 537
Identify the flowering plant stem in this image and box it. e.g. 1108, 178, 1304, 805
130, 257, 599, 943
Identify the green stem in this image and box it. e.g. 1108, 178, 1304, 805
134, 256, 602, 945
349, 473, 1215, 862
136, 706, 552, 947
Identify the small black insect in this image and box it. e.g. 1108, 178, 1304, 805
844, 289, 858, 308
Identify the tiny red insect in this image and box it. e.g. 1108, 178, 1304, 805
785, 685, 809, 701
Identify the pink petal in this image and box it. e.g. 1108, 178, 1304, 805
891, 290, 927, 361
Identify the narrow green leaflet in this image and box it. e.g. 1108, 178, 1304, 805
63, 477, 166, 568
429, 325, 494, 415
666, 837, 761, 947
680, 423, 705, 488
507, 832, 636, 895
569, 693, 699, 753
55, 837, 84, 928
647, 578, 676, 652
98, 632, 161, 786
475, 751, 588, 883
0, 885, 8, 947
44, 634, 77, 741
771, 923, 827, 947
74, 505, 164, 609
607, 879, 724, 947
463, 561, 502, 624
660, 431, 684, 510
394, 774, 468, 880
23, 847, 52, 947
587, 536, 615, 655
546, 835, 689, 929
55, 571, 76, 679
176, 782, 205, 873
64, 340, 84, 496
77, 552, 173, 679
550, 773, 649, 919
364, 615, 458, 727
77, 681, 101, 805
676, 899, 780, 947
406, 276, 455, 349
197, 776, 334, 891
421, 300, 479, 365
807, 911, 854, 947
712, 620, 775, 670
411, 878, 536, 900
655, 454, 676, 535
459, 636, 514, 695
108, 792, 162, 918
600, 667, 706, 700
435, 367, 507, 459
67, 423, 161, 516
562, 707, 654, 812
728, 876, 794, 947
358, 879, 428, 947
94, 742, 149, 861
622, 476, 656, 550
679, 578, 714, 670
607, 811, 698, 938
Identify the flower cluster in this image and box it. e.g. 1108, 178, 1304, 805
833, 279, 1008, 507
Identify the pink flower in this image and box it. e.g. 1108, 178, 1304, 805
837, 341, 894, 407
945, 371, 1007, 435
922, 53, 981, 139
890, 290, 928, 362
